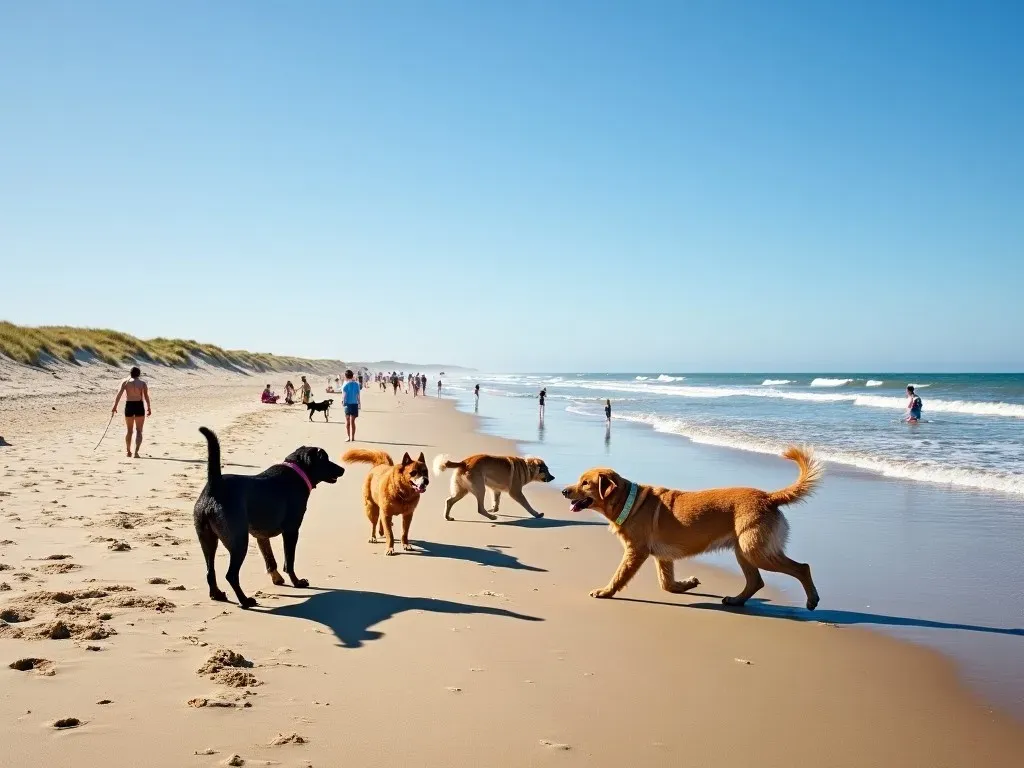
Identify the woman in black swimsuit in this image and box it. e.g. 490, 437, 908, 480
112, 366, 151, 458
605, 399, 612, 424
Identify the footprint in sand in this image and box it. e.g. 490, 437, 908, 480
540, 740, 571, 751
9, 658, 55, 675
268, 733, 308, 746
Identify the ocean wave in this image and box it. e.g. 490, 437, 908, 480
635, 376, 649, 380
853, 395, 1024, 418
656, 374, 685, 382
614, 412, 1024, 496
810, 378, 853, 387
761, 379, 792, 386
865, 380, 884, 387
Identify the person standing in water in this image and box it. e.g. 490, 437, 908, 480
539, 388, 547, 418
436, 378, 442, 397
111, 366, 151, 458
474, 384, 480, 404
906, 385, 923, 422
605, 399, 612, 425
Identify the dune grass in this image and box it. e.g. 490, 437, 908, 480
0, 321, 340, 372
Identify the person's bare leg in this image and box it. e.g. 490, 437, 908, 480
133, 416, 145, 457
124, 417, 133, 457
350, 415, 357, 441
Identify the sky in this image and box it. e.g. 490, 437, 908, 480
1, 1, 1022, 372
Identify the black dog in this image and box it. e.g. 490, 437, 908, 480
193, 427, 344, 608
306, 398, 334, 422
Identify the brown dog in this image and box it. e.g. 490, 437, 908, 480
342, 449, 429, 555
433, 453, 554, 520
561, 446, 823, 609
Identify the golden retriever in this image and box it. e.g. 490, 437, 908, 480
433, 453, 554, 520
561, 446, 822, 609
342, 449, 429, 555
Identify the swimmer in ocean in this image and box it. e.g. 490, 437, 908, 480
905, 385, 923, 422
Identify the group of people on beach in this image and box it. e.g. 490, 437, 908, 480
375, 371, 440, 397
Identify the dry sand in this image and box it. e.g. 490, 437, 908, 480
1, 362, 1022, 767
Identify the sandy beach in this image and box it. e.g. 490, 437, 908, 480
2, 363, 1023, 767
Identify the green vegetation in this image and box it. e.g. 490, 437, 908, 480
0, 321, 340, 372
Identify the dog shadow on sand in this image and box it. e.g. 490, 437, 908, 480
458, 514, 605, 530
267, 588, 542, 648
622, 596, 1024, 637
407, 540, 547, 572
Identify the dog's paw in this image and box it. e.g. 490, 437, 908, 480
444, 514, 453, 521
402, 544, 413, 552
210, 590, 229, 602
269, 570, 285, 586
531, 511, 544, 519
722, 596, 746, 607
291, 578, 309, 588
480, 511, 497, 521
239, 596, 259, 609
368, 537, 378, 544
669, 577, 700, 594
589, 588, 614, 599
385, 548, 395, 557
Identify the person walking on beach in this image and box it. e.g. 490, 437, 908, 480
436, 378, 442, 397
111, 366, 151, 458
391, 372, 400, 395
342, 369, 361, 441
906, 385, 923, 422
284, 380, 295, 405
605, 399, 612, 425
299, 376, 312, 405
539, 388, 547, 418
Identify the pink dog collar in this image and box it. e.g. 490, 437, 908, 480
281, 461, 313, 492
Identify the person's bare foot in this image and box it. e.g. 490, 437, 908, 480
126, 451, 132, 458
133, 452, 140, 458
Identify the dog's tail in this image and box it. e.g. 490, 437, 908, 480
432, 453, 466, 477
198, 427, 222, 491
767, 446, 823, 506
342, 449, 394, 467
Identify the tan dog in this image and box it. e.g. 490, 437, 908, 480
433, 453, 554, 520
561, 446, 823, 609
342, 449, 429, 555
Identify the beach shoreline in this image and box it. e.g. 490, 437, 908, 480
1, 365, 1022, 766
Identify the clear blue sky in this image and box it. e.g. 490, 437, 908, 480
1, 1, 1021, 372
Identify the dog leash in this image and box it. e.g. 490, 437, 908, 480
281, 461, 313, 492
93, 413, 115, 451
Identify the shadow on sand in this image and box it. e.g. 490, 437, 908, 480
456, 513, 605, 529
142, 456, 261, 469
620, 596, 1024, 637
266, 588, 542, 648
408, 540, 547, 572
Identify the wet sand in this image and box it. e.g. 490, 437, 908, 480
1, 365, 1023, 766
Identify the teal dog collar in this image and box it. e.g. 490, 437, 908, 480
614, 482, 638, 526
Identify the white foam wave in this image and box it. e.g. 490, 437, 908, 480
761, 379, 792, 386
810, 378, 853, 387
854, 395, 1024, 418
635, 376, 649, 381
656, 374, 684, 382
865, 380, 884, 387
908, 382, 930, 389
485, 376, 1024, 420
615, 412, 1024, 496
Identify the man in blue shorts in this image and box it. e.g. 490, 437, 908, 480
905, 385, 923, 422
342, 369, 361, 441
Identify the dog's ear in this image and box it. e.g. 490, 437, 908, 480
401, 452, 412, 466
416, 451, 426, 464
597, 472, 618, 500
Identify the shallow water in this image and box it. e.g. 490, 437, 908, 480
445, 378, 1024, 718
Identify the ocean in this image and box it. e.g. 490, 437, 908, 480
440, 372, 1024, 717
451, 373, 1024, 496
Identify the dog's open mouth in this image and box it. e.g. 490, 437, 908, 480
568, 497, 593, 513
